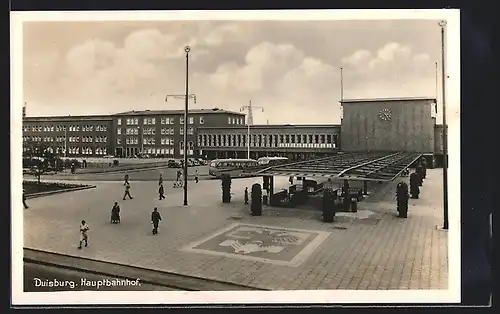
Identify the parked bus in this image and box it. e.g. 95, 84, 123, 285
209, 158, 259, 178
257, 156, 289, 166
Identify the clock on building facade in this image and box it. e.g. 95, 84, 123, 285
378, 108, 392, 121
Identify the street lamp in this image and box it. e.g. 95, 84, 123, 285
240, 101, 264, 159
165, 46, 196, 206
439, 20, 449, 230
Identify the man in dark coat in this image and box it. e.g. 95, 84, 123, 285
421, 157, 428, 179
158, 174, 163, 186
396, 182, 409, 218
416, 163, 424, 186
124, 173, 130, 186
111, 202, 120, 223
410, 171, 420, 199
23, 189, 29, 209
158, 183, 165, 200
151, 207, 162, 235
244, 187, 249, 204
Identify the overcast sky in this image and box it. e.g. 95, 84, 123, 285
22, 19, 445, 124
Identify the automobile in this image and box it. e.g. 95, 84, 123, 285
167, 160, 182, 168
196, 158, 208, 165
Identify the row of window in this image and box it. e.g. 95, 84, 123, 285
118, 116, 205, 126
119, 137, 179, 146
23, 136, 108, 143
23, 125, 108, 132
22, 146, 108, 155
198, 133, 338, 148
228, 117, 245, 125
118, 127, 195, 136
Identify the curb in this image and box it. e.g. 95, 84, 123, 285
25, 185, 96, 199
24, 248, 266, 291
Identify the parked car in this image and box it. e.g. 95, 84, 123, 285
168, 160, 181, 168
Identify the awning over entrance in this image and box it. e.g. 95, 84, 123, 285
256, 151, 423, 182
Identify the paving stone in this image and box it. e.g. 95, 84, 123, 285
23, 170, 448, 290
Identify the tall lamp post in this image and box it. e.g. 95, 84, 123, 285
165, 46, 197, 206
240, 101, 264, 159
439, 20, 449, 230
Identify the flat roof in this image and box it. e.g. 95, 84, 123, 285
199, 124, 341, 130
340, 97, 437, 104
114, 108, 245, 116
23, 115, 112, 122
256, 151, 423, 181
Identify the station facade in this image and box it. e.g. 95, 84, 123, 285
21, 97, 446, 161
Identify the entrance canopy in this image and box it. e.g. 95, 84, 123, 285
256, 151, 423, 182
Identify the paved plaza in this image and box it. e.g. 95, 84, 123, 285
23, 169, 448, 290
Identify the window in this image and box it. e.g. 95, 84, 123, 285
314, 134, 319, 144
117, 138, 121, 144
169, 128, 174, 135
232, 118, 236, 125
169, 117, 175, 124
228, 117, 232, 124
326, 134, 332, 144
188, 127, 194, 135
117, 128, 121, 135
180, 128, 184, 135
180, 117, 184, 124
189, 117, 194, 124
320, 134, 326, 144
143, 127, 155, 135
199, 116, 204, 124
117, 119, 122, 125
143, 117, 156, 125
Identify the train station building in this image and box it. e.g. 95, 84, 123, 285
21, 97, 445, 164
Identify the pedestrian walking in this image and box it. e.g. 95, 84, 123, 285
111, 202, 120, 223
176, 170, 182, 182
77, 220, 89, 249
159, 183, 165, 200
195, 169, 199, 183
124, 173, 130, 186
158, 174, 163, 186
151, 207, 162, 235
289, 176, 294, 185
123, 181, 133, 200
22, 189, 29, 209
244, 187, 249, 204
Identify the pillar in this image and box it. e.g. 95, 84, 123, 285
269, 175, 274, 204
363, 181, 368, 195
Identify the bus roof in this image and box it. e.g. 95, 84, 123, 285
257, 156, 288, 160
212, 158, 257, 162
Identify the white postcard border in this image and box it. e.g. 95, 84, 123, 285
11, 9, 461, 305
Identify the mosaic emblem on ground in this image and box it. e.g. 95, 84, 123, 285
183, 223, 331, 266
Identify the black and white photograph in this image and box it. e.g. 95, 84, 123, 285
11, 9, 461, 305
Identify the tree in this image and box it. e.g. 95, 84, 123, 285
29, 143, 51, 183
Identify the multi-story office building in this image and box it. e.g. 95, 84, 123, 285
112, 108, 245, 157
22, 115, 114, 157
22, 108, 246, 158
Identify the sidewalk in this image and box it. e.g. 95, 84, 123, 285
23, 170, 447, 290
